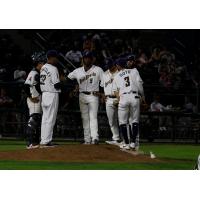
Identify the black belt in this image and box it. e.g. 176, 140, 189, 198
81, 91, 98, 95
106, 95, 117, 98
122, 91, 137, 95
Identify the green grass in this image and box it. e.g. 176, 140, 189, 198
140, 143, 200, 161
0, 140, 25, 151
0, 139, 199, 169
0, 160, 194, 170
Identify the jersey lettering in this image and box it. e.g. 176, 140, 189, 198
79, 72, 96, 84
119, 70, 130, 77
105, 78, 113, 87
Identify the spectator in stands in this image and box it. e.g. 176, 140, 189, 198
65, 41, 82, 66
137, 50, 149, 68
0, 65, 7, 81
149, 46, 161, 63
14, 65, 26, 82
158, 58, 172, 88
150, 94, 170, 131
83, 35, 93, 51
183, 96, 196, 113
0, 88, 14, 135
0, 88, 14, 107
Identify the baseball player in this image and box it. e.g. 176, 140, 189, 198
24, 52, 46, 149
40, 50, 61, 147
126, 54, 145, 149
100, 58, 120, 145
113, 58, 145, 150
67, 50, 104, 144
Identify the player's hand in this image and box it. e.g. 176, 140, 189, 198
29, 97, 40, 103
69, 85, 79, 98
100, 94, 106, 104
93, 92, 102, 97
60, 74, 66, 81
140, 96, 146, 104
113, 99, 119, 107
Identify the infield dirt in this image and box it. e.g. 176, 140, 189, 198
0, 144, 160, 163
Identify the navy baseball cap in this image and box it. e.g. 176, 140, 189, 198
104, 58, 114, 69
115, 58, 127, 68
46, 50, 59, 58
126, 54, 136, 61
82, 50, 93, 58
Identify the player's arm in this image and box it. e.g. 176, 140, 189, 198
24, 84, 32, 98
51, 68, 63, 90
24, 73, 33, 98
64, 69, 79, 98
23, 84, 40, 103
95, 67, 105, 98
24, 73, 40, 103
132, 70, 145, 103
112, 78, 120, 105
34, 74, 42, 95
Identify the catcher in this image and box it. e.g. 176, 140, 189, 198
24, 52, 46, 149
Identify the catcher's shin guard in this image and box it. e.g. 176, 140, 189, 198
120, 124, 129, 144
131, 123, 139, 143
26, 113, 41, 145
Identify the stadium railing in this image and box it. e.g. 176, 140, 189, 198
0, 108, 199, 144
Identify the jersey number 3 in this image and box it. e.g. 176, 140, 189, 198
124, 76, 130, 87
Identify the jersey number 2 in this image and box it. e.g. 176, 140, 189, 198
40, 75, 46, 85
89, 78, 93, 84
124, 76, 130, 87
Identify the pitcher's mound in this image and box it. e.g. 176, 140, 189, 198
0, 144, 159, 163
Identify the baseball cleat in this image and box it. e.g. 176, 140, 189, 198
83, 141, 91, 145
92, 139, 99, 145
40, 142, 57, 148
130, 142, 135, 149
26, 144, 39, 149
120, 144, 130, 150
105, 140, 121, 146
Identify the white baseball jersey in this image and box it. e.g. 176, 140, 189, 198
68, 65, 104, 92
113, 68, 143, 96
40, 63, 61, 93
101, 69, 118, 96
101, 69, 120, 141
25, 69, 40, 98
25, 69, 42, 115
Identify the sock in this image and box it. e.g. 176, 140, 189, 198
120, 124, 129, 144
131, 123, 139, 143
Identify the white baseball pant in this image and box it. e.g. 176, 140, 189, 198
118, 93, 140, 125
40, 92, 59, 144
27, 96, 42, 116
79, 93, 99, 143
106, 98, 120, 141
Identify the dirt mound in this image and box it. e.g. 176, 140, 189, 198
0, 144, 159, 163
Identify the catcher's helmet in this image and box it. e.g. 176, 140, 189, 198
31, 52, 46, 66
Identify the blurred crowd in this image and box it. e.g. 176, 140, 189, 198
0, 30, 200, 113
